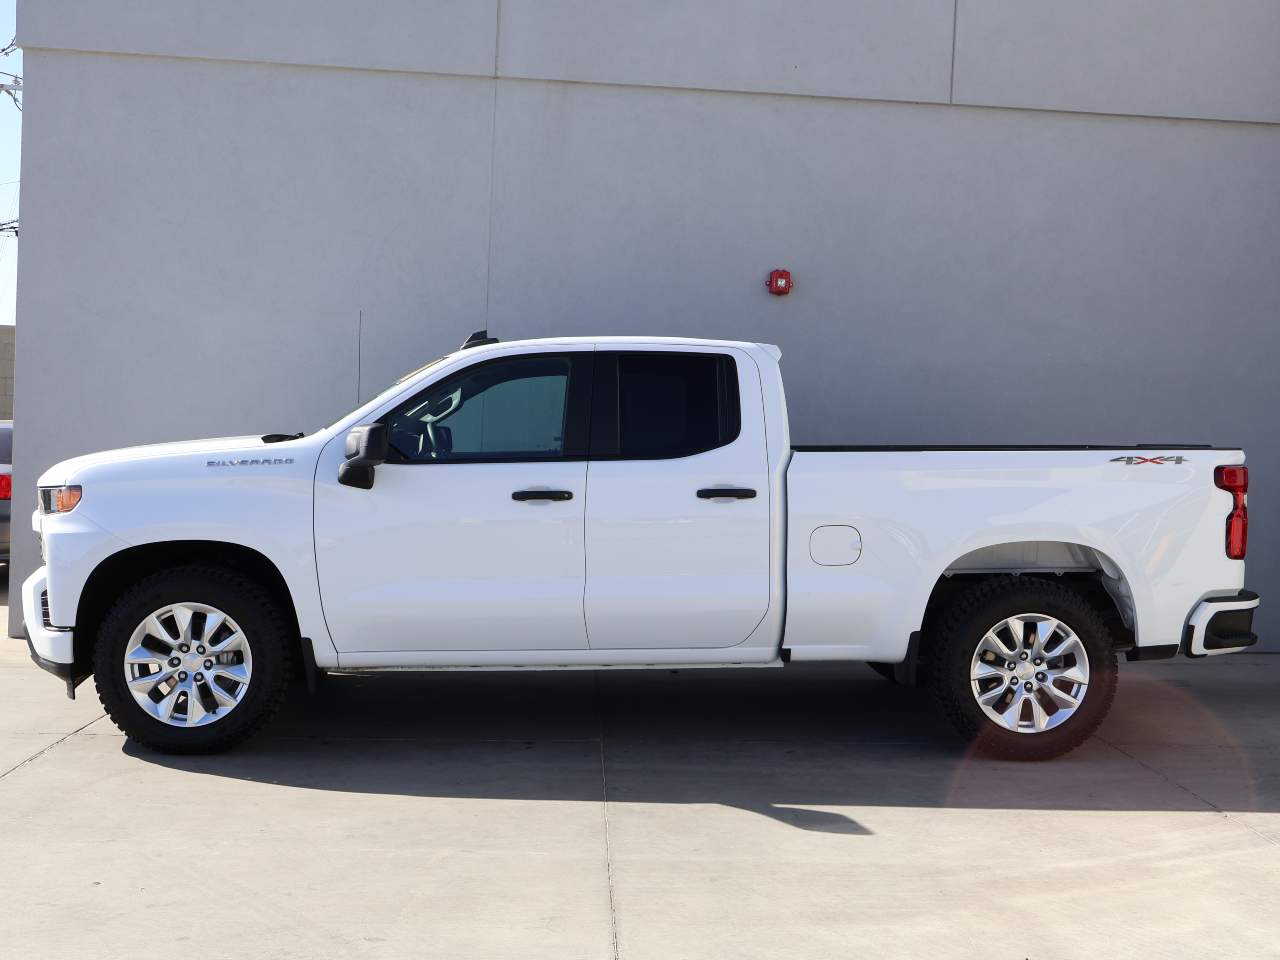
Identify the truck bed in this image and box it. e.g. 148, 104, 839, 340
782, 445, 1245, 663
792, 444, 1226, 452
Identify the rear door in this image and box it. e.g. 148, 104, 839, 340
583, 348, 771, 649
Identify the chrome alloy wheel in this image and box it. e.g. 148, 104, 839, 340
122, 603, 253, 727
969, 612, 1089, 734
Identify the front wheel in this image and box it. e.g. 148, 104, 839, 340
929, 577, 1118, 760
93, 565, 292, 754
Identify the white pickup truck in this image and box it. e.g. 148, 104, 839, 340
22, 334, 1258, 759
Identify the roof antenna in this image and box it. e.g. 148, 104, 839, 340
461, 329, 499, 350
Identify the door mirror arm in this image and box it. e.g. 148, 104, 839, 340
338, 423, 390, 490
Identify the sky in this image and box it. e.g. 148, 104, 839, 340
0, 0, 21, 327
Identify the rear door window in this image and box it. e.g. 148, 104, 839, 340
591, 352, 740, 459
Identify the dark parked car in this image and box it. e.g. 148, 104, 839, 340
0, 420, 11, 562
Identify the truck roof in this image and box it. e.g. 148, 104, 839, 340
456, 335, 781, 359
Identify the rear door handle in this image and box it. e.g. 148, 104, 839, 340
697, 487, 757, 500
512, 489, 573, 502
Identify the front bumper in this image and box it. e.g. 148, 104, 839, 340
22, 566, 80, 696
1183, 590, 1260, 657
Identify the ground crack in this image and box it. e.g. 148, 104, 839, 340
0, 714, 105, 781
1095, 734, 1278, 847
594, 673, 621, 960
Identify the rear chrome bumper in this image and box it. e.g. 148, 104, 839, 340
1183, 590, 1260, 657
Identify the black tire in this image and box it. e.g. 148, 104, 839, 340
93, 565, 292, 754
866, 661, 900, 683
928, 576, 1118, 761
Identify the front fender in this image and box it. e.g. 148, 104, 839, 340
39, 435, 338, 666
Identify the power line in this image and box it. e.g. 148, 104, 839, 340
0, 37, 18, 113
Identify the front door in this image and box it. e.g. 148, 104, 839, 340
314, 350, 593, 653
583, 348, 772, 649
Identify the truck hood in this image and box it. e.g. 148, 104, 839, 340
38, 435, 286, 486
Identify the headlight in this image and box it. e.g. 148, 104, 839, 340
39, 485, 82, 514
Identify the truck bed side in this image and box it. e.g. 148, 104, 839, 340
783, 448, 1245, 662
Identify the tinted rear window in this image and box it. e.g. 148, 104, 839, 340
615, 353, 740, 459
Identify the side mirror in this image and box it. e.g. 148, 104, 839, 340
338, 423, 389, 490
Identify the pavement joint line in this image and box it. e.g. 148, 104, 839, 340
1094, 733, 1279, 847
0, 713, 106, 782
594, 672, 621, 960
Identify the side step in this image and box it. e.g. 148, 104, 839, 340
326, 660, 784, 674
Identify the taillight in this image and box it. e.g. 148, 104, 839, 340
1214, 465, 1248, 560
0, 474, 10, 501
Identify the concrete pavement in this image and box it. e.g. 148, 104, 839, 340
3, 592, 1279, 959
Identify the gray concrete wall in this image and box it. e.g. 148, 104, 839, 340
0, 325, 13, 421
11, 1, 1280, 643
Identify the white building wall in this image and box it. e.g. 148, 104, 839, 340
11, 1, 1280, 642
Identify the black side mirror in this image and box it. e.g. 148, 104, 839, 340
338, 423, 389, 490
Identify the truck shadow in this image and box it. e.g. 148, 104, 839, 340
128, 660, 1280, 834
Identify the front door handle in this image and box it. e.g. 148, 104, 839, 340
512, 489, 574, 502
697, 487, 757, 500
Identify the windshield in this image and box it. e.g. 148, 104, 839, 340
394, 355, 449, 386
323, 354, 453, 433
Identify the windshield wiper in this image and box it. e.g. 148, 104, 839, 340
261, 432, 304, 444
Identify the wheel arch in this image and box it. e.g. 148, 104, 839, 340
73, 540, 303, 680
910, 540, 1137, 681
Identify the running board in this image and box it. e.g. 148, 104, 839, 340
327, 660, 784, 674
333, 645, 783, 671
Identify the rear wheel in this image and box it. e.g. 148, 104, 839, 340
93, 566, 292, 753
929, 577, 1118, 760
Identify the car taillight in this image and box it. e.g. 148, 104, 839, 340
0, 474, 10, 500
1214, 465, 1248, 560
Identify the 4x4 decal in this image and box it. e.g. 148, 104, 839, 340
1110, 455, 1187, 465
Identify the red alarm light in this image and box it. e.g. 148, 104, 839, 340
766, 269, 793, 296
